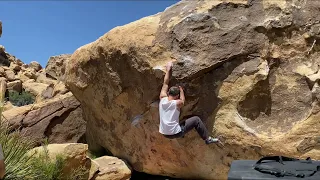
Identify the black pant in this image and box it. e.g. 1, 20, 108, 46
163, 116, 209, 140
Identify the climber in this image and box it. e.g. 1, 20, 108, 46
158, 61, 223, 145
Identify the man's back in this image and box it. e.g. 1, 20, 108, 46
159, 97, 181, 135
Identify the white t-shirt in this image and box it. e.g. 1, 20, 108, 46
0, 144, 3, 160
159, 97, 181, 135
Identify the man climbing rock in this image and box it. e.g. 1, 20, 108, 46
159, 62, 222, 145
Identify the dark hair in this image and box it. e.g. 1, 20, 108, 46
168, 86, 180, 96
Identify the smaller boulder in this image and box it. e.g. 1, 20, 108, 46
21, 64, 28, 69
53, 81, 69, 96
17, 69, 37, 82
16, 59, 24, 66
0, 67, 5, 77
45, 54, 71, 81
7, 80, 22, 93
5, 70, 16, 81
88, 160, 100, 180
29, 61, 42, 72
36, 72, 56, 85
22, 81, 49, 99
29, 143, 89, 179
39, 83, 54, 101
9, 63, 21, 72
2, 66, 9, 71
91, 156, 131, 180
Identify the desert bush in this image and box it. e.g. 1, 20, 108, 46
29, 144, 88, 180
29, 145, 65, 180
8, 90, 35, 107
0, 122, 37, 180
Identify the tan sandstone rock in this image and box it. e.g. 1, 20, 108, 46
17, 68, 37, 82
9, 63, 21, 72
53, 81, 69, 96
36, 72, 57, 85
91, 156, 131, 180
0, 67, 5, 77
5, 70, 15, 81
29, 61, 42, 72
7, 80, 22, 93
29, 143, 89, 179
88, 159, 99, 180
3, 92, 86, 146
65, 0, 320, 179
45, 54, 71, 81
22, 81, 48, 99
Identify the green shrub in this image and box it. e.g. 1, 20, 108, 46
0, 123, 38, 180
29, 145, 88, 180
29, 146, 65, 180
8, 90, 35, 107
1, 88, 38, 179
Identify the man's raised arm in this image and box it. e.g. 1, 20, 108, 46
159, 62, 172, 99
177, 86, 185, 108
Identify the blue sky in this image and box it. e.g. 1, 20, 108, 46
0, 1, 179, 67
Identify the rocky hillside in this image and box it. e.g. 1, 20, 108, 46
65, 0, 320, 179
0, 44, 86, 146
0, 20, 135, 180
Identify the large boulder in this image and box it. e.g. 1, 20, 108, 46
65, 0, 320, 179
45, 54, 71, 81
3, 92, 86, 146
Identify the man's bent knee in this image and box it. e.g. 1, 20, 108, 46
193, 116, 201, 122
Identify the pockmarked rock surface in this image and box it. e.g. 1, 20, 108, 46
3, 92, 86, 146
65, 0, 320, 179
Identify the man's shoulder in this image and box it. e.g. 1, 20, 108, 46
160, 97, 168, 102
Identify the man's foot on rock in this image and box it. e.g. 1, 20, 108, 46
205, 136, 224, 146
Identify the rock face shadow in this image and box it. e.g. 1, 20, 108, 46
237, 78, 272, 121
174, 55, 257, 135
